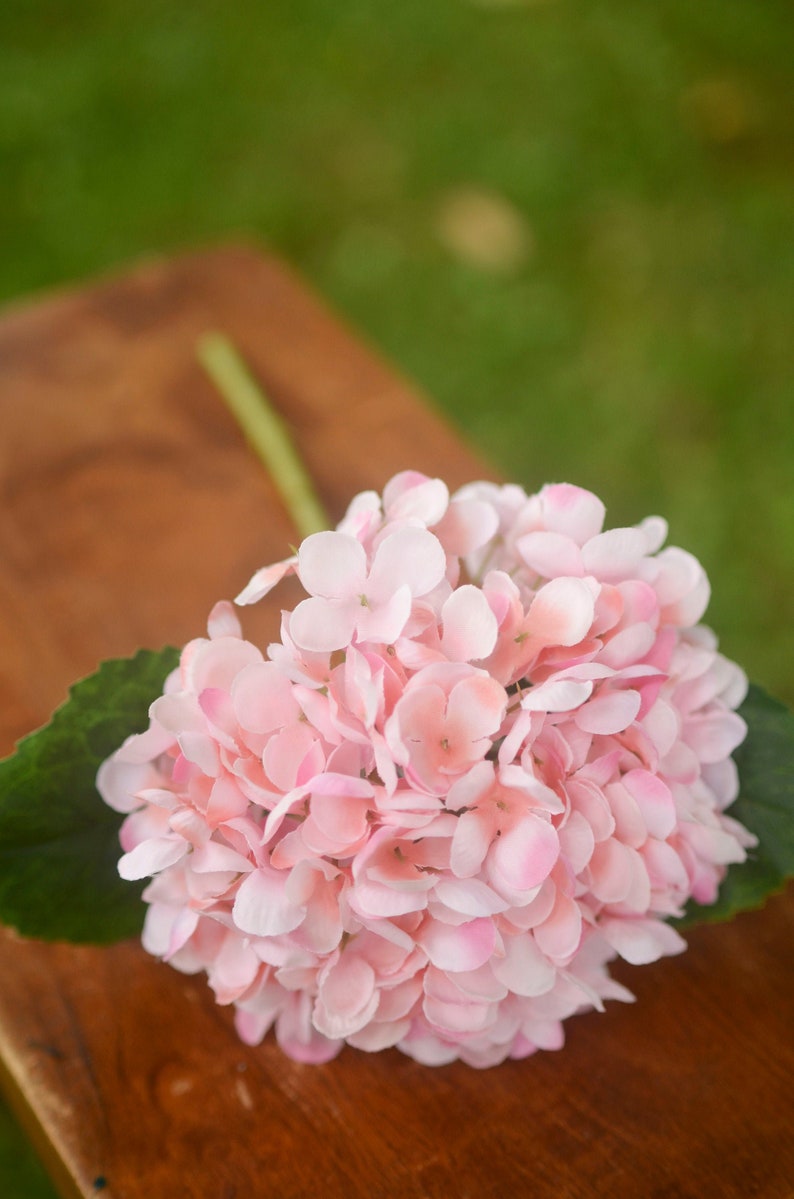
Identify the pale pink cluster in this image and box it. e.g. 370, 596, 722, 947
98, 473, 755, 1067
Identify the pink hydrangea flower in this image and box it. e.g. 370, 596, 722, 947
98, 472, 755, 1068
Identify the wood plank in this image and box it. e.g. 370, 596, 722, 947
0, 246, 791, 1199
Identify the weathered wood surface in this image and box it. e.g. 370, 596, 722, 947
0, 246, 791, 1199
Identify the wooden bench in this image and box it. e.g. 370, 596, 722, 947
0, 247, 791, 1199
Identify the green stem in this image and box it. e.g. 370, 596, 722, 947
197, 332, 330, 539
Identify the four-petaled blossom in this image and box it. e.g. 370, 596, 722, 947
98, 471, 755, 1068
290, 527, 447, 653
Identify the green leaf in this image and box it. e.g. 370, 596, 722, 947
675, 683, 794, 928
0, 647, 179, 944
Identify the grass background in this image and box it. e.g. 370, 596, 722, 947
1, 2, 792, 1194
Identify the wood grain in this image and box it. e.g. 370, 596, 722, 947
0, 246, 791, 1199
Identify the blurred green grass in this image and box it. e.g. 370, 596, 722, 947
1, 2, 792, 1193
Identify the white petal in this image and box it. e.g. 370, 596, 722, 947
517, 531, 584, 578
368, 526, 447, 599
521, 678, 593, 713
118, 836, 187, 880
298, 531, 367, 599
289, 596, 357, 653
637, 515, 668, 553
582, 527, 647, 581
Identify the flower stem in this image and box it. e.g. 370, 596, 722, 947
197, 332, 330, 539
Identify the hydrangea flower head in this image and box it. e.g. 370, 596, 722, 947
99, 473, 754, 1067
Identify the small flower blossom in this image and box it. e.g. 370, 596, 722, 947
98, 472, 755, 1068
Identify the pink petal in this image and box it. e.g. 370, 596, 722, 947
150, 692, 205, 736
490, 814, 560, 893
433, 497, 500, 556
232, 867, 305, 936
491, 932, 556, 997
355, 583, 413, 645
183, 636, 264, 694
518, 1018, 565, 1052
683, 710, 747, 763
558, 809, 595, 874
651, 547, 703, 606
600, 916, 686, 964
517, 531, 584, 578
445, 673, 507, 746
164, 906, 201, 959
526, 577, 595, 647
618, 579, 660, 624
276, 992, 342, 1064
383, 472, 450, 525
418, 916, 497, 972
190, 842, 252, 873
642, 700, 680, 758
314, 955, 379, 1039
497, 765, 566, 814
349, 879, 430, 919
197, 688, 240, 750
433, 877, 509, 916
682, 821, 749, 866
177, 731, 220, 777
605, 780, 648, 848
423, 994, 494, 1035
440, 586, 499, 661
208, 936, 260, 1000
309, 789, 371, 845
533, 892, 582, 960
450, 809, 493, 878
437, 964, 505, 1004
232, 661, 300, 733
97, 756, 167, 814
598, 622, 657, 669
622, 769, 676, 840
665, 575, 711, 627
169, 806, 209, 848
296, 894, 344, 956
587, 838, 636, 904
641, 837, 690, 896
207, 600, 243, 639
235, 557, 297, 605
539, 483, 606, 544
575, 688, 641, 735
263, 723, 322, 793
347, 1019, 412, 1053
142, 903, 189, 958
